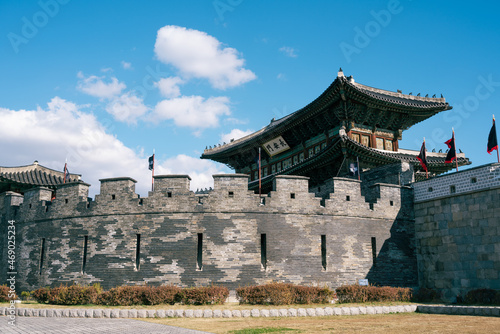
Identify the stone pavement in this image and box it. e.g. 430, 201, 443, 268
1, 317, 212, 334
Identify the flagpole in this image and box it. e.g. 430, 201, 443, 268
64, 158, 68, 184
495, 115, 500, 163
356, 156, 360, 181
258, 147, 262, 199
453, 129, 458, 172
424, 138, 428, 179
152, 149, 155, 192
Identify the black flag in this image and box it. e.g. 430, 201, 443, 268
445, 131, 456, 163
416, 140, 428, 172
487, 117, 498, 154
148, 155, 154, 171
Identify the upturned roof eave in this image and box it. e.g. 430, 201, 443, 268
202, 73, 452, 160
246, 136, 470, 188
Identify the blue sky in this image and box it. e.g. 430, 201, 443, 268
1, 0, 500, 196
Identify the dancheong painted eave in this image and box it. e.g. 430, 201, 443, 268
201, 69, 452, 164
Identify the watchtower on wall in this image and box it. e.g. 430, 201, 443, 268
201, 69, 470, 192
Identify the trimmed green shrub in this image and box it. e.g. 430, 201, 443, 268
32, 287, 50, 303
463, 289, 500, 305
43, 284, 99, 305
336, 284, 411, 303
0, 284, 15, 302
236, 283, 336, 305
177, 286, 229, 305
142, 285, 181, 305
411, 287, 440, 303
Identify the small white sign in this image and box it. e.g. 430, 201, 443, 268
262, 136, 290, 157
358, 279, 369, 286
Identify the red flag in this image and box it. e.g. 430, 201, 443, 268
488, 116, 498, 154
63, 163, 70, 183
417, 139, 428, 173
445, 131, 456, 163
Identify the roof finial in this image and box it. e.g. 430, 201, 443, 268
337, 67, 344, 78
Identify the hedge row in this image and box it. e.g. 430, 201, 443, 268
236, 283, 336, 305
463, 288, 500, 305
31, 284, 228, 306
0, 285, 17, 302
335, 285, 412, 303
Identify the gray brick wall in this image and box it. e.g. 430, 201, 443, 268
414, 163, 500, 301
1, 173, 417, 292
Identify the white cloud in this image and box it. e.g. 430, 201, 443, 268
279, 46, 298, 58
154, 25, 256, 89
0, 97, 223, 196
0, 97, 148, 196
121, 61, 132, 70
105, 93, 148, 124
220, 128, 253, 144
152, 95, 230, 129
156, 154, 228, 191
77, 72, 126, 99
155, 76, 184, 98
277, 73, 286, 80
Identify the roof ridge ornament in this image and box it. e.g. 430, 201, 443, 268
337, 67, 344, 78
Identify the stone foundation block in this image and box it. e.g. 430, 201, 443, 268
365, 306, 375, 315
297, 308, 307, 317
184, 310, 194, 318
203, 310, 213, 318
269, 309, 279, 317
251, 309, 260, 317
340, 307, 350, 315
110, 309, 120, 318
241, 310, 251, 317
288, 309, 297, 317
306, 308, 316, 317
231, 310, 242, 318
279, 309, 289, 317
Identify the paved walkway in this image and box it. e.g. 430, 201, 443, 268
1, 317, 211, 334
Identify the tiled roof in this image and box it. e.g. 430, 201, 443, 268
247, 135, 471, 191
202, 71, 451, 160
0, 162, 81, 189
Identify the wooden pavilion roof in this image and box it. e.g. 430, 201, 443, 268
201, 70, 452, 168
0, 161, 81, 194
247, 134, 470, 192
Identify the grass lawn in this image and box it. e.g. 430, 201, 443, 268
143, 313, 500, 334
2, 301, 499, 333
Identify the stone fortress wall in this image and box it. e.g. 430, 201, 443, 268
413, 163, 500, 301
0, 167, 417, 292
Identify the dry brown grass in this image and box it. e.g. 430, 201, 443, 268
143, 313, 500, 334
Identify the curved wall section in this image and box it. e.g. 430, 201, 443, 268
1, 173, 417, 291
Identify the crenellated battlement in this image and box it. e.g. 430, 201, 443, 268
3, 173, 410, 221
0, 169, 417, 293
